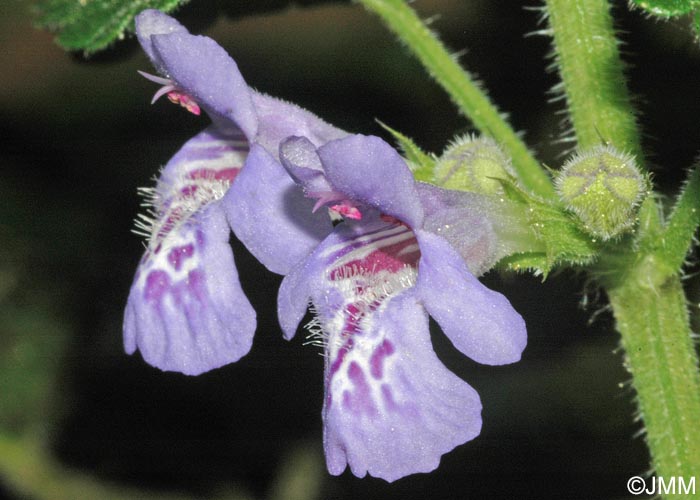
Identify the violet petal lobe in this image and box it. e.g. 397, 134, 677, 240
415, 229, 527, 365
276, 255, 316, 341
278, 135, 332, 194
252, 94, 347, 158
137, 125, 247, 257
323, 291, 482, 482
416, 182, 536, 274
136, 11, 348, 151
135, 10, 188, 70
124, 125, 253, 375
415, 182, 497, 276
224, 144, 333, 275
124, 201, 256, 375
154, 125, 248, 196
318, 135, 424, 227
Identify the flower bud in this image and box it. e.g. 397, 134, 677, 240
433, 135, 514, 195
555, 145, 646, 240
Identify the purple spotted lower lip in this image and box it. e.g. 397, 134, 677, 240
274, 133, 527, 481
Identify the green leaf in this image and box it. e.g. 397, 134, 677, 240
35, 0, 85, 29
34, 0, 191, 54
530, 201, 601, 270
377, 121, 435, 182
655, 165, 700, 272
496, 252, 549, 275
630, 0, 700, 17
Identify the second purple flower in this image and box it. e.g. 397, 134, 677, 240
228, 133, 527, 481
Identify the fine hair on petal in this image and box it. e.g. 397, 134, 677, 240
132, 168, 233, 253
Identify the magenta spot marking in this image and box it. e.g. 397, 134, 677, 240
156, 207, 184, 241
180, 184, 198, 197
166, 268, 206, 306
344, 304, 362, 335
328, 235, 419, 282
370, 339, 395, 379
215, 168, 239, 182
187, 269, 206, 301
144, 270, 170, 302
187, 167, 240, 183
359, 238, 420, 273
329, 337, 353, 379
327, 295, 387, 407
196, 229, 206, 248
342, 361, 376, 416
326, 335, 354, 409
348, 361, 366, 385
342, 390, 352, 410
167, 243, 195, 271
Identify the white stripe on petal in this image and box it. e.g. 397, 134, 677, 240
319, 224, 408, 260
308, 223, 422, 419
331, 228, 416, 269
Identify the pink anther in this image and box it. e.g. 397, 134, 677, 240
331, 203, 363, 220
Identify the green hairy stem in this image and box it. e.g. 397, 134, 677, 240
357, 0, 555, 199
546, 0, 700, 493
545, 0, 643, 161
607, 269, 700, 489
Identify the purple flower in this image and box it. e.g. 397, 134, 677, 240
124, 10, 345, 375
125, 9, 526, 482
261, 134, 527, 481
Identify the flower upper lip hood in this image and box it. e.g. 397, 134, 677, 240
135, 10, 347, 160
135, 9, 347, 273
124, 10, 345, 375
273, 133, 527, 480
135, 10, 258, 138
320, 136, 426, 228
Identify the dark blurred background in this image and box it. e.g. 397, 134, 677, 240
2, 1, 700, 499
